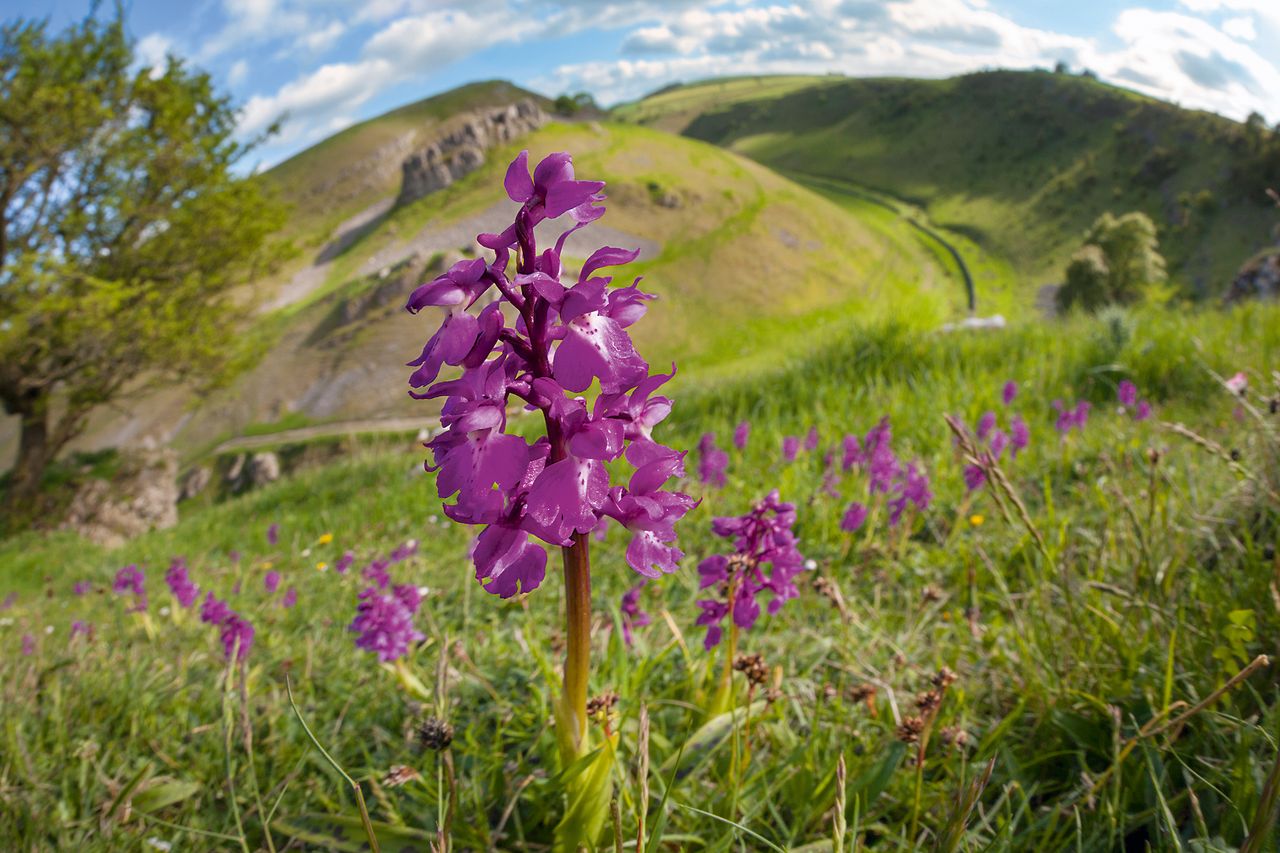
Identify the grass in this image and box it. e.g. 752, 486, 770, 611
3, 298, 1279, 850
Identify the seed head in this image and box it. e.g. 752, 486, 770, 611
921, 584, 943, 603
939, 726, 971, 750
896, 716, 925, 744
931, 666, 958, 689
915, 689, 942, 714
416, 716, 454, 751
733, 653, 769, 688
847, 683, 877, 704
586, 691, 620, 718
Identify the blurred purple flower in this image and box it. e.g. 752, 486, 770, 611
219, 615, 255, 662
335, 551, 355, 574
1134, 400, 1152, 421
267, 524, 279, 546
976, 411, 997, 442
620, 580, 651, 646
963, 464, 987, 492
888, 462, 932, 525
73, 581, 92, 596
70, 620, 93, 641
804, 426, 820, 451
364, 559, 391, 590
21, 634, 35, 656
697, 432, 729, 488
389, 540, 419, 563
282, 586, 297, 609
733, 421, 750, 450
349, 586, 424, 662
0, 592, 15, 610
165, 558, 200, 608
1118, 380, 1138, 407
782, 436, 800, 462
841, 502, 868, 532
200, 591, 232, 626
1002, 381, 1018, 405
393, 583, 423, 616
264, 571, 281, 593
1009, 415, 1030, 457
113, 564, 147, 612
989, 430, 1009, 460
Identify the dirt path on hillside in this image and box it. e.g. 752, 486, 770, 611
784, 170, 978, 313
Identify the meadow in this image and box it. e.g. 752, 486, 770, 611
3, 291, 1278, 850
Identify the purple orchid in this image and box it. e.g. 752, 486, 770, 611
1135, 400, 1152, 421
113, 564, 147, 612
349, 586, 424, 662
782, 436, 800, 462
363, 559, 391, 590
1009, 415, 1030, 457
976, 411, 997, 442
1002, 380, 1018, 405
267, 523, 279, 546
697, 432, 729, 488
733, 421, 750, 450
200, 592, 252, 661
335, 551, 355, 574
619, 580, 651, 646
841, 502, 868, 532
264, 571, 281, 594
695, 490, 807, 650
282, 586, 297, 609
804, 426, 820, 452
70, 621, 93, 641
164, 558, 200, 608
21, 634, 35, 656
405, 150, 693, 597
1118, 380, 1138, 407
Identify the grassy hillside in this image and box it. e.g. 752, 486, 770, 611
616, 71, 1279, 297
28, 119, 963, 466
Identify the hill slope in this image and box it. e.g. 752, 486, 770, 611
5, 116, 962, 466
616, 70, 1279, 297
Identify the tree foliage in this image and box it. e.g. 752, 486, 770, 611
1056, 212, 1166, 312
0, 13, 287, 504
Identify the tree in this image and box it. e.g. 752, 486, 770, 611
1057, 212, 1166, 312
0, 14, 287, 506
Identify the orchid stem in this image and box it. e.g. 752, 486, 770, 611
561, 531, 593, 760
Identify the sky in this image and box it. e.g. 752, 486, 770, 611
16, 0, 1280, 170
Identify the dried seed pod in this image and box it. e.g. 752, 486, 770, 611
416, 716, 454, 751
931, 667, 958, 689
896, 716, 925, 744
586, 691, 619, 718
733, 653, 769, 688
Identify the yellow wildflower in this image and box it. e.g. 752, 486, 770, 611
316, 561, 328, 571
968, 514, 984, 527
318, 532, 334, 545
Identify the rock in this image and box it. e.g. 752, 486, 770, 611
178, 466, 211, 502
224, 454, 246, 485
1224, 250, 1280, 303
396, 100, 547, 207
246, 452, 281, 489
62, 449, 179, 547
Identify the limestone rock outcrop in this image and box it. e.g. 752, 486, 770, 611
396, 100, 547, 207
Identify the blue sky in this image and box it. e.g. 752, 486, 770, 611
17, 0, 1280, 169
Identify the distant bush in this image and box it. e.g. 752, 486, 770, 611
1057, 211, 1167, 312
552, 92, 598, 116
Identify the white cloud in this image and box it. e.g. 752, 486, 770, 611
227, 58, 250, 86
295, 21, 348, 55
240, 58, 391, 136
1222, 16, 1256, 40
135, 33, 174, 78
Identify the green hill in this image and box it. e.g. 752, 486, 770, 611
10, 111, 960, 467
615, 70, 1279, 298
